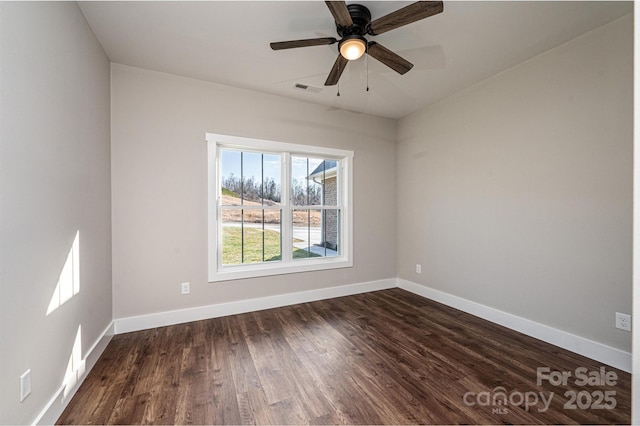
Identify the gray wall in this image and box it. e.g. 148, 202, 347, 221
111, 64, 397, 319
396, 15, 633, 352
0, 3, 112, 424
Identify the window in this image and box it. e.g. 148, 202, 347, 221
207, 133, 353, 282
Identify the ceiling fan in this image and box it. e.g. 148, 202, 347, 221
270, 1, 444, 86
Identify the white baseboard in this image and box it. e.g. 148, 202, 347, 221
33, 321, 115, 425
114, 278, 397, 334
398, 279, 632, 373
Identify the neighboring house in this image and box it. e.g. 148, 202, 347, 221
308, 160, 338, 251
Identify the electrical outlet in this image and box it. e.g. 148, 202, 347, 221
181, 282, 190, 295
416, 264, 422, 274
20, 369, 31, 402
615, 312, 631, 332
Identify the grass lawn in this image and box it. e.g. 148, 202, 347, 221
222, 187, 237, 197
222, 226, 319, 265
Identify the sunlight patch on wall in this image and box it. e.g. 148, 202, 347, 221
62, 325, 85, 399
47, 231, 80, 315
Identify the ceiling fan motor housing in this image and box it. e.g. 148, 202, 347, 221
336, 4, 372, 37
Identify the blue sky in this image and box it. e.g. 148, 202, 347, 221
221, 150, 324, 185
221, 150, 281, 184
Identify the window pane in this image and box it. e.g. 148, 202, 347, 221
242, 152, 262, 204
221, 210, 281, 265
291, 157, 324, 206
304, 209, 323, 257
292, 209, 338, 259
221, 215, 242, 265
292, 209, 316, 259
221, 150, 281, 207
322, 168, 338, 207
221, 150, 242, 206
323, 209, 340, 254
262, 153, 281, 206
241, 210, 263, 264
264, 214, 282, 262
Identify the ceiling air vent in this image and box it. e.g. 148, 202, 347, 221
294, 83, 322, 93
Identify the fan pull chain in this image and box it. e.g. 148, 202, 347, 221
337, 81, 340, 97
366, 51, 369, 92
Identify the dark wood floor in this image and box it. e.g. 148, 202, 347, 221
57, 289, 631, 424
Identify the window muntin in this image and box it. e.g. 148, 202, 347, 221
208, 134, 353, 282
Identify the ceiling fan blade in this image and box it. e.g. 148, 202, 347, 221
369, 1, 443, 35
325, 54, 348, 86
325, 1, 353, 27
367, 41, 414, 75
270, 37, 338, 50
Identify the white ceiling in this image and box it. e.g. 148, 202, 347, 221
78, 1, 632, 119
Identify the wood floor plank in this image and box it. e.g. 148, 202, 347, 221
107, 391, 150, 425
275, 305, 367, 424
205, 318, 243, 425
57, 289, 631, 425
140, 327, 182, 424
239, 311, 298, 405
260, 310, 334, 420
222, 315, 262, 395
234, 392, 255, 425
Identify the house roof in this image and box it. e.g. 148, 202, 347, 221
309, 160, 337, 181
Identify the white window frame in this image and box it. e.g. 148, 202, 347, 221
207, 133, 354, 282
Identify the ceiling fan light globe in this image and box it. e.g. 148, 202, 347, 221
339, 37, 366, 60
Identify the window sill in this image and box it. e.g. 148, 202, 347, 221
209, 257, 353, 282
